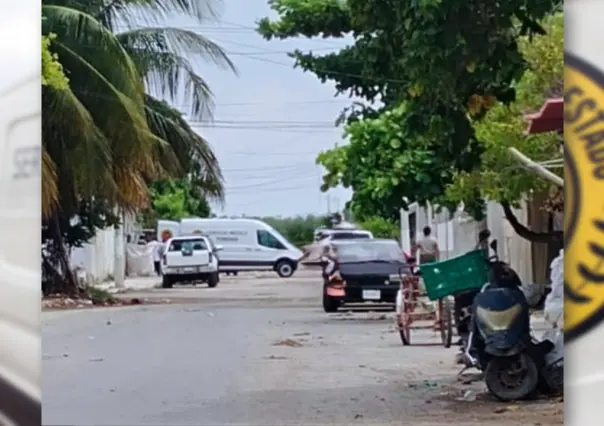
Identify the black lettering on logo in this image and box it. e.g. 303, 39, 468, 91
12, 146, 40, 180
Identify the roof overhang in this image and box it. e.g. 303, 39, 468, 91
524, 97, 563, 135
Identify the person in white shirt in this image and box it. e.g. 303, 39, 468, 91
148, 237, 163, 276
412, 226, 440, 264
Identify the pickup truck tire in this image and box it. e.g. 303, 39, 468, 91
162, 276, 174, 289
208, 272, 219, 288
275, 260, 295, 278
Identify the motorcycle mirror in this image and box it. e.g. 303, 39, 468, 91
478, 229, 491, 242
490, 239, 498, 253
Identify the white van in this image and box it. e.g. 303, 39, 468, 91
157, 218, 303, 278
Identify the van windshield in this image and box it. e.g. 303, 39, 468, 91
263, 225, 290, 247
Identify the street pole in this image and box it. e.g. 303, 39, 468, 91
113, 208, 125, 289
508, 148, 563, 187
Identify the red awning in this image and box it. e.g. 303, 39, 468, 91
524, 97, 563, 135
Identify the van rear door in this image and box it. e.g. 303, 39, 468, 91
165, 238, 210, 269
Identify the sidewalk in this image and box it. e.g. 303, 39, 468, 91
94, 276, 159, 293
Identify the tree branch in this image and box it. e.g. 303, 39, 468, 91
501, 201, 562, 243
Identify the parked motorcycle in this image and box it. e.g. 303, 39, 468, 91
462, 235, 563, 401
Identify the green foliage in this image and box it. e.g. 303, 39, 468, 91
259, 0, 561, 220
261, 215, 330, 247
139, 179, 212, 227
41, 0, 234, 294
42, 32, 68, 90
356, 216, 399, 240
444, 12, 564, 213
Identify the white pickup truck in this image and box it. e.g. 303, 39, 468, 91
161, 235, 221, 288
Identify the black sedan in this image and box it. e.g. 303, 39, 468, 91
322, 239, 411, 312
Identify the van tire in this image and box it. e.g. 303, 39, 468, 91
275, 260, 295, 278
208, 272, 219, 288
162, 276, 174, 289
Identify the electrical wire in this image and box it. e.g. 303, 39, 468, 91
221, 163, 313, 172
225, 171, 316, 191
190, 119, 337, 126
223, 150, 323, 156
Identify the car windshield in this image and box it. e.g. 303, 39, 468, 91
335, 240, 403, 263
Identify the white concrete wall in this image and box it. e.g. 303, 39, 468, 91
69, 212, 137, 284
70, 227, 115, 284
488, 200, 533, 285
400, 200, 533, 283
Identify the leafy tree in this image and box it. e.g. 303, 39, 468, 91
42, 32, 68, 90
356, 216, 399, 240
41, 0, 235, 294
261, 215, 330, 247
258, 0, 561, 221
139, 179, 212, 228
444, 12, 563, 242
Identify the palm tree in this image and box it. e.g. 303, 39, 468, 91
41, 0, 236, 293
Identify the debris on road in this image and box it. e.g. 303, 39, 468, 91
293, 332, 311, 336
458, 390, 477, 402
42, 294, 172, 311
265, 355, 288, 360
272, 338, 303, 347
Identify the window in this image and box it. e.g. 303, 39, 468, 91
330, 232, 371, 240
169, 238, 208, 252
257, 230, 286, 249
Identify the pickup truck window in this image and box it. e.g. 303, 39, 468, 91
169, 238, 208, 252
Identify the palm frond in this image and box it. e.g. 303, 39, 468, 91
118, 27, 237, 119
45, 0, 220, 30
42, 147, 59, 220
144, 95, 224, 200
43, 86, 115, 208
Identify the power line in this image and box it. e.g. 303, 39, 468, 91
211, 99, 353, 107
221, 163, 313, 172
236, 54, 407, 85
189, 125, 340, 133
223, 150, 322, 157
190, 119, 337, 125
227, 182, 320, 194
225, 170, 316, 191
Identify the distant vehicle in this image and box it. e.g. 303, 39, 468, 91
157, 218, 303, 278
322, 229, 373, 242
313, 221, 372, 242
161, 235, 221, 288
321, 239, 410, 312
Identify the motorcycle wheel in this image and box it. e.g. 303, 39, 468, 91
485, 353, 539, 401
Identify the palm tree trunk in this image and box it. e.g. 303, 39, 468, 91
43, 212, 79, 296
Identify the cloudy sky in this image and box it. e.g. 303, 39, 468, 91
166, 0, 353, 217
9, 0, 353, 218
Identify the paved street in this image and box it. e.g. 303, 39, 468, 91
42, 271, 562, 425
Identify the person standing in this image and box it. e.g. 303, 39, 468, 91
298, 232, 328, 265
148, 237, 163, 276
412, 226, 440, 264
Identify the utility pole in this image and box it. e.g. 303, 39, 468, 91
327, 194, 332, 214
113, 208, 125, 289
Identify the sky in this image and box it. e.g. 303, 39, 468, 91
164, 0, 353, 218
3, 0, 352, 219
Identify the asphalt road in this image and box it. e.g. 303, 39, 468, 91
42, 272, 563, 425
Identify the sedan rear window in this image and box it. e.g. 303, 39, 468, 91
330, 232, 371, 240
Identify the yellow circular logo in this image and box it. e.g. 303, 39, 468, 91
565, 54, 604, 341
